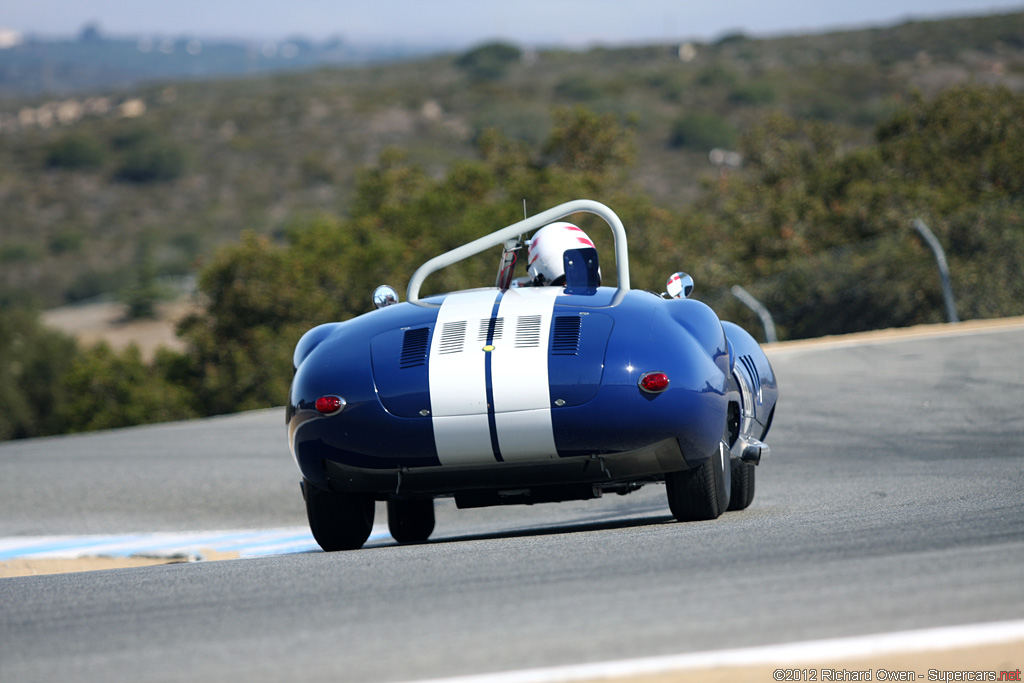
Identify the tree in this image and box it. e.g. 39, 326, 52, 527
116, 143, 186, 182
670, 113, 737, 151
876, 85, 1024, 210
174, 233, 320, 415
120, 233, 165, 320
174, 106, 659, 415
45, 133, 107, 170
57, 343, 197, 433
692, 85, 1024, 338
543, 106, 635, 181
0, 308, 78, 440
455, 42, 522, 81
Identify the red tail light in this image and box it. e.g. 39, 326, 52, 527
638, 371, 670, 393
315, 395, 346, 415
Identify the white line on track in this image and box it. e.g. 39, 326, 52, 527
0, 525, 391, 560
406, 620, 1024, 683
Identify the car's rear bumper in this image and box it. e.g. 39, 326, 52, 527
315, 436, 692, 501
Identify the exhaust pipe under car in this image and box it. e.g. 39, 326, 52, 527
733, 435, 770, 465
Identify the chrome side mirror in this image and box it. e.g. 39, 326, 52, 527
372, 285, 399, 309
665, 272, 694, 299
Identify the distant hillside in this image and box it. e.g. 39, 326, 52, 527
0, 26, 441, 96
1, 10, 1022, 308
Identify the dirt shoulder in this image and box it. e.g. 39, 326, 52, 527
1, 556, 190, 577
0, 548, 240, 578
41, 299, 197, 360
765, 315, 1024, 353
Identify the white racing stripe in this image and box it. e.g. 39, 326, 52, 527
429, 288, 561, 465
430, 290, 501, 465
405, 620, 1024, 683
492, 288, 560, 461
493, 409, 558, 461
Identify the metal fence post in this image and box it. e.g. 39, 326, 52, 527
731, 285, 778, 343
913, 218, 959, 323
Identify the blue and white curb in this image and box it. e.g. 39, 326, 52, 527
0, 525, 392, 561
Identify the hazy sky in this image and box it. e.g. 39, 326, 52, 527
4, 1, 1023, 47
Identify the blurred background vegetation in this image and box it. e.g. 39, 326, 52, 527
1, 11, 1023, 439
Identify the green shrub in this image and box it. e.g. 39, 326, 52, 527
49, 230, 85, 255
45, 133, 107, 170
555, 76, 604, 102
115, 141, 186, 182
729, 82, 777, 106
670, 113, 737, 151
0, 308, 78, 440
57, 343, 197, 433
110, 123, 156, 150
300, 154, 334, 185
0, 243, 42, 264
455, 42, 522, 80
65, 270, 124, 303
696, 64, 739, 88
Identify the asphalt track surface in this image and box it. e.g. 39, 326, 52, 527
1, 323, 1022, 682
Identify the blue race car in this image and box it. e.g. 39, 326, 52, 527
288, 200, 778, 550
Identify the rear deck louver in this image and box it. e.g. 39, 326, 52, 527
439, 321, 467, 355
515, 315, 542, 348
400, 328, 430, 368
550, 316, 582, 355
477, 317, 505, 342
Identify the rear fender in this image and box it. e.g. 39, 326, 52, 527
293, 322, 345, 369
722, 321, 778, 440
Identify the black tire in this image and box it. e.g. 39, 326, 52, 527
727, 460, 756, 511
303, 479, 375, 551
665, 442, 731, 521
387, 498, 435, 544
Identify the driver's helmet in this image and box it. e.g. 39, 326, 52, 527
527, 222, 597, 286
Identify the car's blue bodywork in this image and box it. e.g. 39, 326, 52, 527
288, 200, 778, 550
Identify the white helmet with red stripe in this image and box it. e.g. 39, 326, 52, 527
527, 222, 597, 286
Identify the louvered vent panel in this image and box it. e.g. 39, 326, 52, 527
400, 328, 430, 368
550, 316, 582, 355
439, 321, 467, 355
477, 317, 504, 342
515, 315, 542, 348
739, 355, 761, 396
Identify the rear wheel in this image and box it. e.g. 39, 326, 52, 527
727, 460, 756, 511
303, 479, 375, 551
387, 498, 435, 544
666, 441, 731, 521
